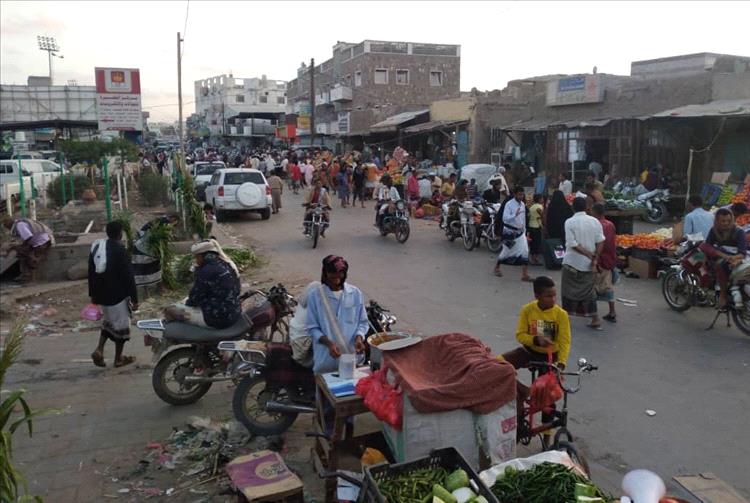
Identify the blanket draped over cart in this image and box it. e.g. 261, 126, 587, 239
384, 332, 516, 414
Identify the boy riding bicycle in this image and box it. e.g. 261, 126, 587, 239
500, 276, 571, 438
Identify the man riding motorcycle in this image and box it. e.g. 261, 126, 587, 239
163, 239, 241, 328
375, 174, 401, 228
700, 208, 747, 309
303, 179, 332, 236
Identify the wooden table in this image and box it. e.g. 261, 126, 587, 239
312, 373, 371, 502
605, 208, 646, 234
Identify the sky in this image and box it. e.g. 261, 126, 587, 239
1, 1, 749, 122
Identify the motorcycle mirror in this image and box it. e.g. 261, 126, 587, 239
577, 357, 588, 368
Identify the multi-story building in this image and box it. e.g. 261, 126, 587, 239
194, 74, 287, 139
286, 40, 461, 148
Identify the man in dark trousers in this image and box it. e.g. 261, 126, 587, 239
89, 221, 139, 368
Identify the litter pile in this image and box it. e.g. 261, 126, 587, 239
101, 416, 282, 501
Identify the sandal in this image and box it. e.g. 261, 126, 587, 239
603, 314, 617, 323
114, 355, 136, 368
494, 270, 503, 277
91, 351, 105, 368
587, 324, 603, 331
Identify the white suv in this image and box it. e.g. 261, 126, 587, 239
204, 168, 272, 221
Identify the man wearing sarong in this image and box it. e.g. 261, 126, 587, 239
89, 221, 138, 367
494, 186, 533, 282
562, 197, 605, 330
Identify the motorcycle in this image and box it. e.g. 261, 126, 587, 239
303, 203, 330, 249
638, 188, 670, 224
439, 199, 483, 251
477, 199, 503, 252
136, 284, 297, 405
440, 199, 461, 242
227, 300, 397, 436
378, 199, 410, 243
661, 239, 750, 336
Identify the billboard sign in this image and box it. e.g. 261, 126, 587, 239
95, 67, 143, 131
546, 74, 603, 107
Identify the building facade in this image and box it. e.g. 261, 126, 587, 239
193, 74, 287, 138
286, 40, 461, 148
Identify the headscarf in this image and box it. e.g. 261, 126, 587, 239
546, 190, 574, 240
190, 239, 239, 276
321, 255, 348, 285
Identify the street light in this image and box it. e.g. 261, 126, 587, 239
37, 35, 63, 84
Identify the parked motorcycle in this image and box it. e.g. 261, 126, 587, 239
439, 199, 483, 251
303, 203, 330, 249
478, 200, 503, 252
228, 299, 397, 435
661, 239, 750, 336
638, 188, 670, 224
137, 284, 297, 405
378, 199, 410, 243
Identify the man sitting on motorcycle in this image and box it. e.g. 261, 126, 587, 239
306, 255, 369, 374
500, 276, 571, 438
700, 208, 748, 309
375, 174, 401, 228
303, 178, 332, 236
164, 239, 241, 329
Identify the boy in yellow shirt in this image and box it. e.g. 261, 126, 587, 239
500, 276, 571, 431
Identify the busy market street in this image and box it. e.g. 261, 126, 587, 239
223, 190, 750, 497
2, 1, 750, 502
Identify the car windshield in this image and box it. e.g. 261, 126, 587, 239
224, 172, 265, 185
195, 163, 223, 176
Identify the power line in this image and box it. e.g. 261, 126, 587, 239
180, 0, 190, 60
142, 100, 195, 109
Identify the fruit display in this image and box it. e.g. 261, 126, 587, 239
737, 213, 750, 226
716, 184, 735, 206
616, 228, 673, 250
732, 183, 750, 204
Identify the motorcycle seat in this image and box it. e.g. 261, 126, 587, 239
163, 317, 251, 343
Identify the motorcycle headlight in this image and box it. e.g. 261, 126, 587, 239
396, 200, 405, 211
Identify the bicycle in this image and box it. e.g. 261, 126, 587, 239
516, 357, 598, 475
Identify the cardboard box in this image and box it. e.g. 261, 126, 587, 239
629, 256, 657, 279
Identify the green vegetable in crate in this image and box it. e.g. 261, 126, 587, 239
433, 484, 457, 503
491, 462, 612, 503
445, 469, 470, 492
451, 487, 476, 503
376, 466, 450, 502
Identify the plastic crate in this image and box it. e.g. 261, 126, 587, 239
363, 447, 498, 503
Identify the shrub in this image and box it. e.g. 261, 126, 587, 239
138, 172, 170, 207
45, 175, 93, 207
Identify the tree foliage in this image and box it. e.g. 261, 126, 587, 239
59, 139, 139, 165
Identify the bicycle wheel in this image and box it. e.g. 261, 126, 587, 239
556, 440, 590, 477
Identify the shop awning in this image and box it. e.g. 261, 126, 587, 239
369, 109, 430, 132
499, 117, 616, 131
650, 99, 750, 118
403, 119, 469, 134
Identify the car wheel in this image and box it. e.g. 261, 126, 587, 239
261, 208, 271, 220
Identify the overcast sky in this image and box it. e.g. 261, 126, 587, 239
1, 1, 748, 122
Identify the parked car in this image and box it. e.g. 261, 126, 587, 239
11, 151, 44, 160
0, 160, 34, 204
458, 163, 501, 194
192, 161, 226, 201
16, 159, 61, 192
204, 168, 272, 221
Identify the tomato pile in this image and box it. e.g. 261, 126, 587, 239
732, 183, 750, 204
616, 233, 671, 250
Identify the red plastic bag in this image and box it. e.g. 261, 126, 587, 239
355, 369, 403, 429
81, 303, 102, 321
529, 354, 563, 410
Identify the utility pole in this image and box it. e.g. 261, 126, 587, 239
310, 58, 315, 147
37, 36, 62, 84
177, 32, 185, 169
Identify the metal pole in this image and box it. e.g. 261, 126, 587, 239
310, 58, 315, 146
177, 32, 185, 172
17, 158, 27, 217
48, 50, 53, 83
59, 152, 66, 205
123, 172, 129, 209
685, 148, 695, 209
30, 176, 36, 205
103, 158, 112, 222
69, 165, 74, 201
116, 172, 123, 210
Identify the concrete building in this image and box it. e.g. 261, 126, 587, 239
419, 52, 749, 197
193, 74, 287, 140
286, 40, 460, 149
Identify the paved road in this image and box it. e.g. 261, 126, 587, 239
225, 190, 750, 498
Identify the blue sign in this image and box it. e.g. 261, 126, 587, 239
558, 77, 585, 92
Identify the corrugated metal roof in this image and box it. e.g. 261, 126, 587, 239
369, 109, 430, 131
650, 99, 750, 118
403, 119, 469, 134
499, 117, 616, 131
